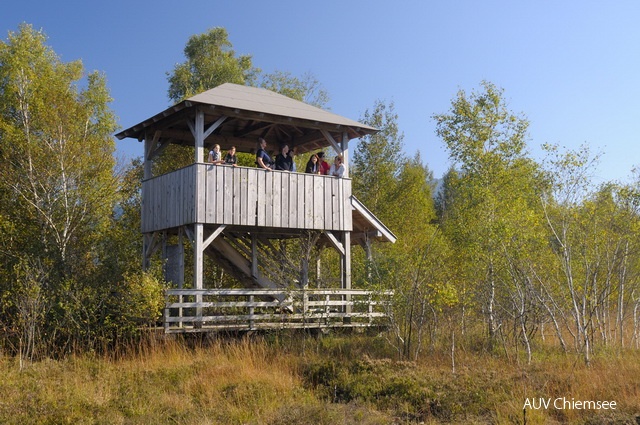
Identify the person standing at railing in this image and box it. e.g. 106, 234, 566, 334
207, 144, 224, 164
329, 155, 345, 178
224, 146, 238, 167
275, 144, 293, 171
256, 137, 273, 171
317, 151, 330, 175
288, 145, 298, 172
305, 154, 322, 174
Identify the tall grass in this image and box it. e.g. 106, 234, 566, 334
1, 332, 639, 424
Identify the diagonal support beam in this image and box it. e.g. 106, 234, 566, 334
324, 231, 345, 256
320, 129, 342, 154
186, 118, 196, 138
187, 115, 228, 140
148, 137, 174, 163
183, 225, 194, 244
203, 225, 226, 250
203, 116, 228, 139
145, 131, 162, 160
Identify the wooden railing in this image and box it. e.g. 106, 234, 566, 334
163, 288, 391, 333
142, 164, 352, 233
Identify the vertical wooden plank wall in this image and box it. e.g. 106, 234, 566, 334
142, 164, 353, 233
142, 165, 196, 233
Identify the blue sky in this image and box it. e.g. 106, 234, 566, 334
3, 0, 639, 183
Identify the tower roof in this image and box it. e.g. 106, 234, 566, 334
116, 83, 378, 154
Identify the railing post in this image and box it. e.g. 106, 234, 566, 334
164, 306, 169, 333
325, 294, 331, 324
301, 289, 309, 328
178, 293, 183, 328
302, 288, 308, 314
368, 292, 373, 325
249, 294, 255, 330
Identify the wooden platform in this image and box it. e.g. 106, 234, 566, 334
164, 288, 391, 333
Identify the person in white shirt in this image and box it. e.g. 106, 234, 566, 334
207, 144, 224, 164
329, 155, 345, 178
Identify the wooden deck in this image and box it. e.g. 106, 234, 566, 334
142, 164, 352, 233
164, 288, 391, 333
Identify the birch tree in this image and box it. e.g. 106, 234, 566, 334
434, 81, 541, 352
0, 24, 118, 354
352, 101, 454, 359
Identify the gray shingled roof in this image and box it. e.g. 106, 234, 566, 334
115, 83, 378, 154
188, 83, 376, 131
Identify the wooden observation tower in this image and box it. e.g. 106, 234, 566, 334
116, 83, 396, 333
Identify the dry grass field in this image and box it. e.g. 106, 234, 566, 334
1, 332, 639, 424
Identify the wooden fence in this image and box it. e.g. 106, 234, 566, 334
142, 164, 352, 233
163, 288, 391, 333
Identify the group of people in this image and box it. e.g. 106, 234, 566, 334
208, 137, 344, 178
256, 137, 344, 178
207, 144, 238, 166
303, 151, 344, 178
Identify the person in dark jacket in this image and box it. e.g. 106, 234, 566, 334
256, 137, 273, 170
275, 144, 293, 171
305, 154, 321, 174
224, 146, 238, 166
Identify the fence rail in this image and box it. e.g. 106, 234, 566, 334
164, 288, 391, 333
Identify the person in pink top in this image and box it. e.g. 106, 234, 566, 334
317, 151, 330, 175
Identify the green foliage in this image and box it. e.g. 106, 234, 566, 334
259, 70, 329, 108
434, 81, 529, 173
0, 24, 166, 357
106, 270, 165, 332
0, 24, 117, 275
167, 27, 259, 103
302, 358, 431, 419
98, 158, 144, 278
538, 144, 640, 363
352, 100, 455, 360
434, 81, 544, 351
161, 28, 328, 174
352, 99, 405, 223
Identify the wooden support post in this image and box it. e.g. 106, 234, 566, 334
142, 233, 152, 271
178, 229, 184, 325
143, 131, 157, 180
193, 109, 205, 328
325, 293, 331, 324
193, 224, 204, 290
316, 257, 322, 289
194, 109, 204, 163
342, 231, 352, 320
340, 130, 351, 320
141, 132, 160, 269
142, 132, 152, 270
178, 229, 184, 289
251, 234, 258, 279
341, 131, 349, 178
369, 293, 374, 325
364, 237, 372, 281
249, 294, 255, 330
342, 231, 351, 291
194, 223, 204, 326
